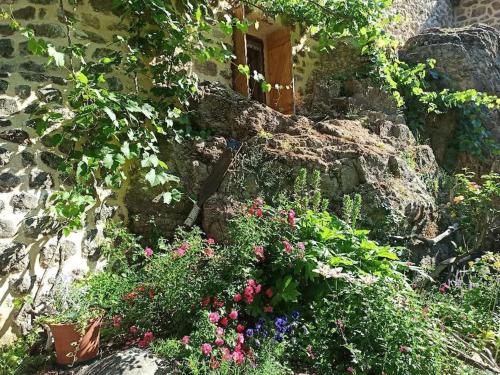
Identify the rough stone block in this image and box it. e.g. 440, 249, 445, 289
0, 129, 31, 145
27, 23, 65, 38
0, 172, 21, 192
15, 85, 31, 99
12, 6, 36, 20
40, 151, 63, 169
0, 79, 8, 93
11, 192, 39, 213
0, 147, 12, 166
0, 219, 17, 238
0, 243, 27, 275
0, 39, 14, 57
29, 170, 53, 189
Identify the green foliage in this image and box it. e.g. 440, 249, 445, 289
449, 172, 500, 252
0, 332, 44, 375
342, 193, 362, 229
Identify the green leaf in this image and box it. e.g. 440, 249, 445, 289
102, 153, 114, 169
145, 169, 156, 186
375, 247, 399, 260
261, 82, 272, 93
74, 71, 88, 85
237, 64, 250, 79
103, 107, 117, 124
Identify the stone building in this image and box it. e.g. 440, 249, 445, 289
0, 0, 498, 344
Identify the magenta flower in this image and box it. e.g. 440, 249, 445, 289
214, 338, 224, 346
181, 335, 190, 345
209, 312, 220, 324
288, 209, 296, 227
233, 351, 245, 365
176, 242, 189, 256
201, 343, 212, 356
347, 367, 354, 373
233, 293, 242, 302
229, 310, 238, 320
144, 247, 153, 257
283, 240, 293, 254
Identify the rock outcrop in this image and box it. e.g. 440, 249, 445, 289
401, 24, 500, 171
125, 83, 439, 241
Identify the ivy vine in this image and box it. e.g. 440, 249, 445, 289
1, 0, 498, 234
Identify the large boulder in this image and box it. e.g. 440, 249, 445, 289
125, 84, 439, 241
400, 24, 500, 171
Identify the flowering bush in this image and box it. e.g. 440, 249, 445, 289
77, 170, 497, 374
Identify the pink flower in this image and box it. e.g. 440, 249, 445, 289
129, 325, 138, 335
221, 347, 232, 361
245, 294, 254, 304
233, 351, 245, 365
216, 327, 225, 336
264, 305, 273, 313
399, 345, 411, 353
181, 335, 190, 345
201, 343, 212, 356
201, 297, 211, 307
255, 208, 263, 217
144, 247, 153, 257
237, 333, 245, 344
288, 210, 296, 227
210, 357, 220, 369
283, 240, 293, 254
265, 288, 273, 298
209, 312, 220, 324
254, 284, 262, 294
244, 286, 254, 297
253, 197, 264, 206
229, 310, 238, 320
247, 279, 256, 288
347, 367, 354, 373
204, 248, 214, 257
215, 337, 224, 346
254, 246, 265, 261
176, 242, 190, 256
233, 293, 242, 302
297, 242, 305, 251
236, 324, 245, 333
207, 238, 215, 245
220, 317, 229, 326
112, 315, 122, 328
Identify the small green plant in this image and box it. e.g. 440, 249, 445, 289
449, 171, 499, 252
342, 193, 362, 229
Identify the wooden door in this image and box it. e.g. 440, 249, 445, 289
232, 5, 249, 98
266, 28, 294, 114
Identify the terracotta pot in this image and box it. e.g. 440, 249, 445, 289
49, 318, 102, 366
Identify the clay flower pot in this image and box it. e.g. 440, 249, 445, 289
49, 318, 102, 366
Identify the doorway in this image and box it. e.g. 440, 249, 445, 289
232, 6, 295, 114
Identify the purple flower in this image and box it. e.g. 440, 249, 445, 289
144, 247, 153, 257
245, 328, 254, 337
291, 311, 300, 320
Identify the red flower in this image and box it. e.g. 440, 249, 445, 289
265, 288, 273, 298
213, 297, 224, 308
254, 284, 262, 294
124, 292, 137, 302
263, 305, 273, 313
129, 325, 138, 335
233, 293, 242, 302
201, 297, 211, 307
245, 294, 254, 304
347, 367, 354, 373
236, 324, 245, 333
255, 208, 263, 217
149, 289, 155, 299
220, 317, 229, 326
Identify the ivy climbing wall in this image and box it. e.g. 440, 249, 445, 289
0, 0, 129, 344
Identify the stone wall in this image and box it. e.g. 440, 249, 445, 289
0, 0, 127, 344
389, 0, 455, 41
454, 0, 500, 30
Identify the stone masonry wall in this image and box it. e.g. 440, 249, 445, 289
454, 0, 500, 30
0, 0, 128, 344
